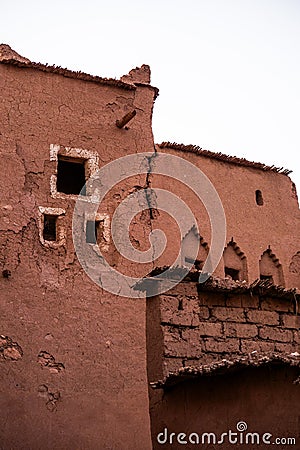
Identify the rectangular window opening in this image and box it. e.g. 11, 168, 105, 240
86, 220, 101, 244
43, 215, 57, 241
185, 257, 204, 270
225, 267, 240, 281
57, 155, 86, 195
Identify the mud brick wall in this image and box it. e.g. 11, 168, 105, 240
147, 282, 300, 379
0, 55, 155, 450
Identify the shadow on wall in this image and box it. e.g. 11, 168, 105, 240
223, 240, 248, 282
259, 248, 285, 287
150, 365, 300, 450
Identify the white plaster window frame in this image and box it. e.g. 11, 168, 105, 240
38, 206, 66, 248
84, 212, 110, 252
50, 144, 99, 201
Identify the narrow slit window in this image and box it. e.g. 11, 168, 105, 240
43, 215, 57, 241
225, 267, 240, 281
57, 155, 86, 195
256, 190, 264, 206
86, 221, 100, 244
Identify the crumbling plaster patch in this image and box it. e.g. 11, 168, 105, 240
38, 384, 61, 412
38, 350, 65, 373
289, 252, 300, 274
0, 335, 23, 361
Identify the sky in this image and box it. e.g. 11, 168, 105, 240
2, 0, 300, 191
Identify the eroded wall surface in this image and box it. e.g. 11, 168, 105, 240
1, 46, 299, 450
0, 59, 156, 449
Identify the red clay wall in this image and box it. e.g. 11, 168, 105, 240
152, 146, 300, 289
146, 282, 300, 449
147, 282, 299, 378
0, 61, 155, 449
150, 365, 300, 450
1, 51, 299, 450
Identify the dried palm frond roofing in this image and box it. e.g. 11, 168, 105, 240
0, 45, 294, 174
158, 142, 292, 175
0, 44, 159, 97
0, 58, 137, 90
197, 276, 299, 302
151, 352, 300, 389
135, 270, 299, 302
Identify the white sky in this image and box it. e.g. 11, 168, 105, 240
2, 0, 300, 191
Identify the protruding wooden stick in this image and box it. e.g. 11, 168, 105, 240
116, 110, 136, 128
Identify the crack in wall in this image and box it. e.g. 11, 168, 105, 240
144, 152, 159, 268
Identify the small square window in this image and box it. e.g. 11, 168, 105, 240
225, 267, 240, 281
86, 220, 101, 244
57, 156, 86, 195
38, 206, 66, 248
43, 215, 57, 241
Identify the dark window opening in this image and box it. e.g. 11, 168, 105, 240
260, 274, 274, 283
178, 299, 184, 311
225, 267, 240, 281
256, 190, 264, 206
43, 215, 57, 241
185, 257, 204, 270
57, 156, 86, 195
86, 220, 101, 244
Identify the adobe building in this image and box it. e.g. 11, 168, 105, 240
0, 44, 299, 449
